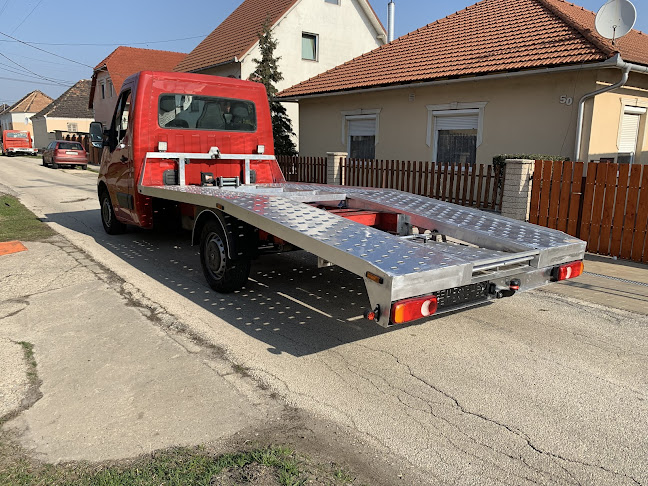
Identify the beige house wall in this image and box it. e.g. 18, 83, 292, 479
1, 112, 36, 133
588, 71, 648, 165
297, 68, 648, 165
92, 71, 118, 127
31, 117, 94, 149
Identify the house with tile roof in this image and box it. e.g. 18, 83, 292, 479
175, 0, 387, 145
89, 47, 187, 127
0, 90, 53, 134
279, 0, 648, 166
31, 80, 95, 149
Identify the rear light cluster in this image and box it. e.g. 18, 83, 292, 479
553, 261, 584, 281
390, 295, 438, 325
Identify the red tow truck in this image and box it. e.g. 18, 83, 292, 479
94, 71, 585, 327
2, 130, 38, 156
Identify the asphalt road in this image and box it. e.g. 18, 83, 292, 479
1, 156, 647, 485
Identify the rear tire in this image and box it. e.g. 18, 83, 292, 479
100, 190, 126, 235
52, 162, 58, 169
82, 165, 87, 170
200, 220, 251, 293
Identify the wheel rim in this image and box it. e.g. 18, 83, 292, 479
205, 232, 226, 279
102, 197, 112, 228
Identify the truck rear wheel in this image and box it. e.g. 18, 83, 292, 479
200, 220, 250, 293
100, 190, 126, 235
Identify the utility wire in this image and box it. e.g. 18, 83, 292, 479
0, 33, 209, 47
0, 30, 93, 67
10, 0, 46, 35
0, 62, 73, 83
0, 75, 72, 87
0, 52, 72, 86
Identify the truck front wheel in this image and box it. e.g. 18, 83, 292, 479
100, 190, 126, 235
200, 220, 250, 293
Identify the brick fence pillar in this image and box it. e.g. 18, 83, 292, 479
501, 159, 535, 221
326, 152, 347, 185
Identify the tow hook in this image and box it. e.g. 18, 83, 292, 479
364, 305, 381, 321
489, 283, 517, 299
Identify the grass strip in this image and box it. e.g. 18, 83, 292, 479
0, 194, 55, 243
0, 445, 348, 486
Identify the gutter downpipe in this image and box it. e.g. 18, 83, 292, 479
574, 55, 648, 162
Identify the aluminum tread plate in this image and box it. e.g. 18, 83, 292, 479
142, 184, 515, 278
270, 183, 580, 252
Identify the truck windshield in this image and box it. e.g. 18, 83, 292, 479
158, 94, 257, 132
6, 132, 28, 139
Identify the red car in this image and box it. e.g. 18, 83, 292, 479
42, 140, 88, 169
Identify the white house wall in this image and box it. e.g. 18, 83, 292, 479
239, 0, 384, 92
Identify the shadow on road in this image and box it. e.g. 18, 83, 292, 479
43, 209, 411, 357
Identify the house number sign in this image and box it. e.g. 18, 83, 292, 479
560, 95, 573, 106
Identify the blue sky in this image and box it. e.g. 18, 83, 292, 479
0, 0, 646, 106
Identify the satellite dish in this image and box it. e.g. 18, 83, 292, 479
595, 0, 637, 44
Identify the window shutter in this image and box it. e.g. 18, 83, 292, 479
435, 115, 478, 131
618, 112, 640, 153
348, 118, 376, 136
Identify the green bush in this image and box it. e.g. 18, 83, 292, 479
492, 154, 570, 173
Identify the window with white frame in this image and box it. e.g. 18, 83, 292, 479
109, 80, 114, 98
618, 105, 645, 164
302, 33, 318, 61
346, 116, 377, 159
67, 122, 78, 132
427, 103, 486, 164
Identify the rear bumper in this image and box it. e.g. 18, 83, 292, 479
53, 156, 87, 165
6, 147, 37, 155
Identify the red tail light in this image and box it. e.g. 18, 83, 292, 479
553, 261, 584, 281
390, 295, 438, 325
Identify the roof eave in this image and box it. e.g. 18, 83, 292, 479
279, 57, 623, 101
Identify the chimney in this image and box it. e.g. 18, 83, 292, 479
388, 1, 395, 42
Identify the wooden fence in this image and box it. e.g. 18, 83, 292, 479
277, 156, 503, 211
341, 159, 503, 211
277, 156, 327, 183
530, 160, 648, 263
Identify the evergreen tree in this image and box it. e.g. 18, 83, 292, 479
249, 19, 298, 156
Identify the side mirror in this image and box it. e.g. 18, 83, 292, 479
89, 121, 105, 148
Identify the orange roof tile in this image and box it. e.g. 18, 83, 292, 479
8, 90, 53, 113
174, 0, 300, 73
90, 47, 187, 108
279, 0, 648, 98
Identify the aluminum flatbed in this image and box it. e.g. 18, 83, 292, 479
138, 153, 585, 327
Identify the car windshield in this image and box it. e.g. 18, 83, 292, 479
158, 94, 257, 132
6, 132, 28, 139
58, 142, 83, 150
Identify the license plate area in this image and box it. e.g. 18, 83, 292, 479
434, 282, 490, 312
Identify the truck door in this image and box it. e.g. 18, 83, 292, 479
105, 89, 136, 223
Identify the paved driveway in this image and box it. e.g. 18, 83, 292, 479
1, 156, 646, 485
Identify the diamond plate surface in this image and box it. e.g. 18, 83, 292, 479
274, 183, 577, 251
149, 184, 515, 277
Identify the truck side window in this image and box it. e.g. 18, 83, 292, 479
109, 90, 132, 151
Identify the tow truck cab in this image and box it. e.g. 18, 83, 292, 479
2, 130, 37, 156
96, 71, 281, 229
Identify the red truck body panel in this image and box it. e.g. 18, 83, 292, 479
98, 71, 281, 228
2, 130, 37, 155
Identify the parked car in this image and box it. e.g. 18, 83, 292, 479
42, 140, 88, 169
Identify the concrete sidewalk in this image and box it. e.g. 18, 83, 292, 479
538, 253, 648, 315
0, 236, 282, 463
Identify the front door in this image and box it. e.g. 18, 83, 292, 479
105, 89, 135, 223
